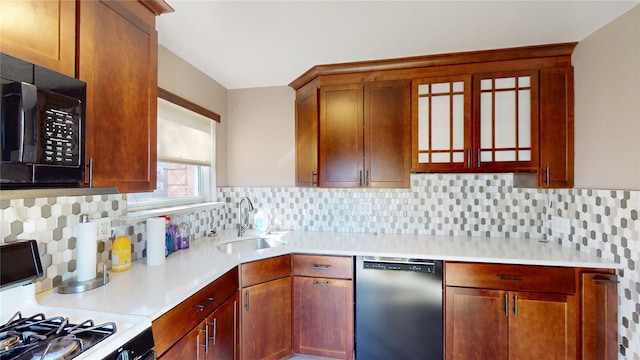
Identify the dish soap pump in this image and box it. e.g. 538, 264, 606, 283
112, 229, 132, 272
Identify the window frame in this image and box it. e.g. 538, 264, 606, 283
127, 88, 220, 212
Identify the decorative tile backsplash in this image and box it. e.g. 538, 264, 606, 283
1, 173, 638, 358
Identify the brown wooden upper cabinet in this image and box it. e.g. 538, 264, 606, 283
0, 0, 76, 77
290, 43, 576, 188
80, 0, 172, 193
413, 70, 539, 173
293, 77, 411, 188
1, 0, 173, 193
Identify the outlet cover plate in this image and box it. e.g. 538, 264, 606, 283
92, 217, 111, 240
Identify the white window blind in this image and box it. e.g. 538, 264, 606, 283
157, 97, 212, 166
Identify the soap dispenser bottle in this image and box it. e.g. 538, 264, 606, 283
112, 228, 132, 272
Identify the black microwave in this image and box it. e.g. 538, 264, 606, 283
1, 53, 86, 189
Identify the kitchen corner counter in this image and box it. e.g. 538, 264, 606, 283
37, 230, 617, 322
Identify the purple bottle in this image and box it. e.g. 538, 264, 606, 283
168, 224, 180, 252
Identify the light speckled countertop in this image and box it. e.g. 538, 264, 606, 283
38, 229, 617, 322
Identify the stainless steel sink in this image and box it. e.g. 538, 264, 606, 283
216, 237, 286, 254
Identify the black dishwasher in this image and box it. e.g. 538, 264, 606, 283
355, 256, 443, 360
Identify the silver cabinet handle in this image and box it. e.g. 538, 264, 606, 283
592, 278, 619, 284
200, 323, 209, 353
359, 170, 363, 187
210, 318, 217, 346
88, 158, 94, 188
312, 280, 331, 286
366, 170, 369, 186
198, 296, 218, 312
311, 264, 332, 270
477, 149, 481, 167
504, 294, 509, 317
498, 275, 523, 282
513, 294, 519, 317
467, 149, 471, 168
244, 290, 249, 312
311, 171, 317, 186
545, 167, 550, 186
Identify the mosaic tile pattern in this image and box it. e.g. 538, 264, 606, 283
545, 188, 640, 359
1, 173, 638, 359
219, 174, 545, 238
0, 194, 127, 292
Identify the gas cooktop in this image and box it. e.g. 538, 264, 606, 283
0, 240, 155, 360
0, 311, 116, 360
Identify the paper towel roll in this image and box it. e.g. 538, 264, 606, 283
77, 221, 98, 282
146, 217, 166, 266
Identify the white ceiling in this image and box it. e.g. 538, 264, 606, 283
156, 0, 639, 90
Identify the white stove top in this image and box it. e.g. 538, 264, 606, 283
0, 284, 151, 359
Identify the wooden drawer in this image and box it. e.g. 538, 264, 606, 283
241, 254, 291, 287
445, 262, 576, 294
292, 254, 353, 279
152, 267, 238, 357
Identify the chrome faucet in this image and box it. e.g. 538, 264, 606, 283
237, 196, 255, 236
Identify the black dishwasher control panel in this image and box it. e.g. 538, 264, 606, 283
363, 260, 436, 274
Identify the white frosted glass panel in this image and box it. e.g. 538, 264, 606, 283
418, 84, 430, 95
432, 82, 450, 94
480, 92, 493, 148
518, 89, 531, 148
494, 91, 516, 149
453, 152, 464, 163
519, 150, 531, 161
452, 94, 464, 149
495, 77, 516, 89
418, 97, 430, 150
481, 150, 492, 162
481, 79, 492, 90
431, 96, 450, 151
432, 153, 450, 163
495, 150, 516, 162
453, 81, 464, 92
519, 76, 530, 88
418, 153, 430, 163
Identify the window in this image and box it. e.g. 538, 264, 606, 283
127, 89, 220, 211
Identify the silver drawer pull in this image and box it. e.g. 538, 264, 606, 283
198, 296, 219, 312
591, 278, 619, 284
313, 280, 331, 286
498, 275, 523, 282
312, 264, 332, 270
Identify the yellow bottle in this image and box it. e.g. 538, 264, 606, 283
112, 235, 132, 272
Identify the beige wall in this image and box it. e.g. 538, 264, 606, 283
226, 86, 296, 186
573, 4, 640, 190
157, 46, 229, 187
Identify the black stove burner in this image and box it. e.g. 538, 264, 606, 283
31, 336, 82, 360
0, 312, 116, 360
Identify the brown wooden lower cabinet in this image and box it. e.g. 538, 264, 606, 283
240, 277, 292, 360
581, 271, 618, 360
162, 317, 206, 359
292, 255, 354, 359
153, 267, 238, 359
240, 255, 292, 360
445, 262, 579, 360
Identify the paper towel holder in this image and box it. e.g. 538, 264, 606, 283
58, 214, 109, 294
58, 264, 109, 294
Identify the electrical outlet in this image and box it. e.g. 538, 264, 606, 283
93, 217, 111, 240
359, 200, 373, 215
550, 216, 571, 234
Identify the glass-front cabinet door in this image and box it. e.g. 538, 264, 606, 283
413, 71, 539, 173
412, 75, 472, 172
473, 70, 539, 172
